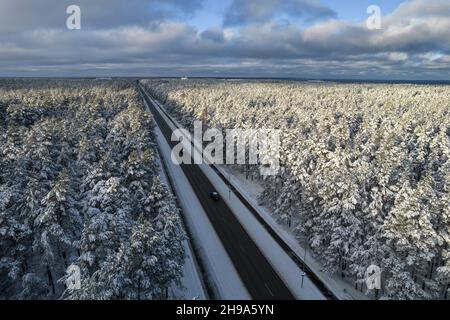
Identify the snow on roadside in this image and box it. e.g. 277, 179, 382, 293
145, 90, 324, 300
154, 147, 207, 300
217, 166, 370, 300
145, 89, 369, 300
197, 161, 325, 299
145, 97, 251, 300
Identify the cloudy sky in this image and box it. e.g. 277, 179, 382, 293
0, 0, 449, 79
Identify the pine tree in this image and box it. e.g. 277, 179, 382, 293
77, 177, 132, 273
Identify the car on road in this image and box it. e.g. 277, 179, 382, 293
210, 191, 220, 202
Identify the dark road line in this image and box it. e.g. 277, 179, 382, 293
139, 84, 295, 300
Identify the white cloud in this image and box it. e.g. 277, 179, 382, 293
388, 52, 409, 62
223, 0, 336, 26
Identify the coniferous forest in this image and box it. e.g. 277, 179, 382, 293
143, 79, 450, 299
1, 0, 450, 306
1, 78, 449, 300
0, 79, 185, 299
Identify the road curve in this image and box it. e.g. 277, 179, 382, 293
139, 84, 295, 300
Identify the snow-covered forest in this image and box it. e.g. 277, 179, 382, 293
142, 79, 450, 299
0, 79, 185, 299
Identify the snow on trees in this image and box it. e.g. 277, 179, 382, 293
0, 79, 185, 299
142, 79, 450, 299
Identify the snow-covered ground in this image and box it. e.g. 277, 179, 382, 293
144, 96, 251, 300
145, 87, 369, 300
155, 149, 207, 300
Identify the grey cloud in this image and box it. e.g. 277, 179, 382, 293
200, 28, 225, 43
0, 0, 203, 32
223, 0, 336, 26
300, 0, 450, 56
0, 0, 449, 79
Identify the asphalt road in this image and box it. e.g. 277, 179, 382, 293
139, 85, 295, 300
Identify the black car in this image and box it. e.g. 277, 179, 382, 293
210, 191, 220, 202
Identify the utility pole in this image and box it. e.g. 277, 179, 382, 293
228, 171, 231, 200
301, 236, 308, 288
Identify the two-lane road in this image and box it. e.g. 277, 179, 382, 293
139, 84, 295, 300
